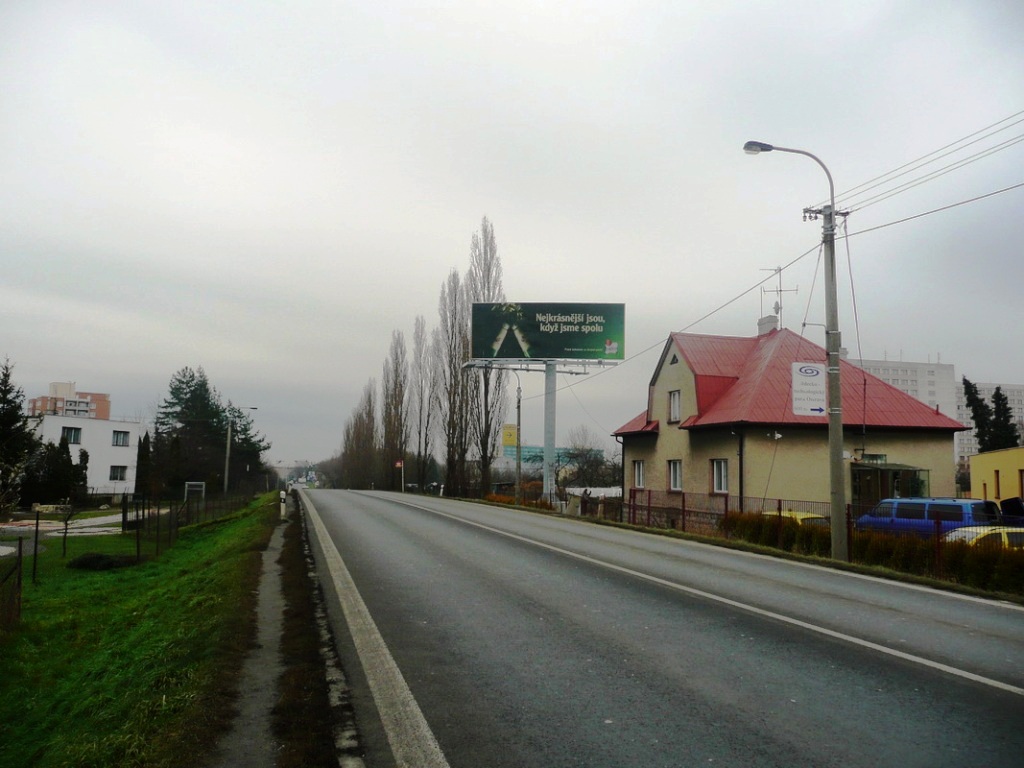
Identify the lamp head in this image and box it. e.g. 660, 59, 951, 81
743, 140, 774, 155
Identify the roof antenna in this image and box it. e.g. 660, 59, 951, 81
760, 266, 798, 328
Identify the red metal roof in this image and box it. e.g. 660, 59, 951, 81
613, 412, 659, 437
671, 328, 966, 431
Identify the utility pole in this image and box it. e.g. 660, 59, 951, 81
744, 141, 848, 560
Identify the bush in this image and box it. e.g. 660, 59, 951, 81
67, 552, 139, 570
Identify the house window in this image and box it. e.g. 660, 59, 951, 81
668, 460, 682, 491
668, 390, 681, 422
61, 426, 82, 445
112, 430, 130, 447
712, 459, 728, 494
109, 466, 127, 482
633, 460, 645, 489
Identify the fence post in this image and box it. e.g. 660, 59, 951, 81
16, 537, 23, 622
845, 505, 854, 563
32, 507, 40, 585
646, 490, 652, 527
777, 498, 784, 550
680, 492, 686, 532
934, 517, 943, 580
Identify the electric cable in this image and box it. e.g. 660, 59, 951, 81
813, 109, 1024, 209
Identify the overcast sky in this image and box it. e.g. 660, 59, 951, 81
2, 1, 1022, 469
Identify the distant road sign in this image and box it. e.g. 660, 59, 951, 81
792, 363, 827, 417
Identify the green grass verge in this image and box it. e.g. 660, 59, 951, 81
0, 494, 279, 768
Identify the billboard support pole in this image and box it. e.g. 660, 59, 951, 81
544, 362, 556, 506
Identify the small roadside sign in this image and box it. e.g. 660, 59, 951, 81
792, 363, 827, 416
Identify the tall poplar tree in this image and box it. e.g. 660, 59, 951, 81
437, 269, 472, 495
380, 331, 409, 490
409, 315, 438, 489
465, 217, 507, 495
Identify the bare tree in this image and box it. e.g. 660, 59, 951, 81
409, 315, 438, 489
465, 217, 507, 495
380, 330, 410, 490
436, 268, 472, 495
563, 425, 616, 488
341, 379, 378, 489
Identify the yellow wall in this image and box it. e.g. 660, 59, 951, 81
969, 446, 1024, 502
621, 339, 959, 504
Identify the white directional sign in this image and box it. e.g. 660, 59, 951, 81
792, 363, 827, 416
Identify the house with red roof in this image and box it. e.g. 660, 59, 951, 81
614, 318, 966, 511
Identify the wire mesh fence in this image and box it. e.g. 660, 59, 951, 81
578, 490, 1024, 594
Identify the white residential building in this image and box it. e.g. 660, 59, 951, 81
36, 414, 142, 497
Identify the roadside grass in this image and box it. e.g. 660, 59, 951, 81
0, 494, 279, 768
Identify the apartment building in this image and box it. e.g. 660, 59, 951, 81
955, 382, 1024, 461
28, 382, 111, 420
848, 358, 1023, 462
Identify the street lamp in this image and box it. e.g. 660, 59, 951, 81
225, 406, 258, 495
743, 140, 848, 561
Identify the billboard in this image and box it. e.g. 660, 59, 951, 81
471, 302, 625, 361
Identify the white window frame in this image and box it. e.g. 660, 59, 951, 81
61, 426, 82, 445
712, 459, 728, 494
668, 459, 682, 491
109, 465, 127, 482
668, 390, 681, 422
633, 460, 645, 489
112, 430, 130, 447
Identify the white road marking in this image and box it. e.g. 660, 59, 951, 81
408, 498, 1024, 698
302, 492, 451, 768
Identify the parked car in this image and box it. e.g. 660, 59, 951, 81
943, 526, 1024, 549
777, 510, 830, 527
999, 497, 1024, 526
855, 497, 1001, 538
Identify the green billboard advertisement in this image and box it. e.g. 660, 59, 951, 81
471, 302, 625, 361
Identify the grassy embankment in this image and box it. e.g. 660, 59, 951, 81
0, 494, 279, 768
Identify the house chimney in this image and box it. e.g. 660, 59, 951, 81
757, 315, 778, 335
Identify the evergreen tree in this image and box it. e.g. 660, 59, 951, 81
151, 366, 268, 494
20, 436, 85, 505
962, 377, 993, 452
135, 432, 152, 498
990, 387, 1021, 450
0, 358, 41, 513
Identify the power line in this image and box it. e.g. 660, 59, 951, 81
541, 178, 1022, 404
846, 133, 1024, 212
815, 109, 1024, 209
848, 181, 1024, 237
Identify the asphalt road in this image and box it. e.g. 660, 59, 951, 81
304, 489, 1024, 768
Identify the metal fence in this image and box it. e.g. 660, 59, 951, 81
577, 490, 1024, 593
0, 494, 257, 632
0, 539, 22, 630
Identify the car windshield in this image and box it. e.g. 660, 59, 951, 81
971, 502, 999, 524
944, 528, 976, 542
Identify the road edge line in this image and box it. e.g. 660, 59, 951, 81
300, 491, 451, 768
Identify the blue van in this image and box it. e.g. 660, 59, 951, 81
856, 497, 1001, 537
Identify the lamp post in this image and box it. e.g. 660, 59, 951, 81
224, 406, 258, 495
743, 141, 848, 561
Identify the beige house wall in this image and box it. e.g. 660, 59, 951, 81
621, 342, 959, 505
969, 446, 1024, 502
